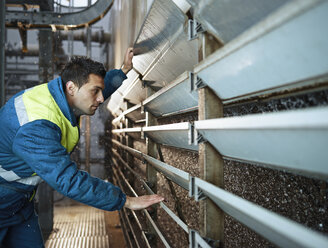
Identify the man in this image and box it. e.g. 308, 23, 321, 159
0, 48, 164, 247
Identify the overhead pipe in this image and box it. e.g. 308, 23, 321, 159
5, 0, 114, 30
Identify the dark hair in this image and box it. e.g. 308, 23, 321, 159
60, 56, 106, 90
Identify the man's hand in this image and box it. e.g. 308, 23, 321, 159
124, 194, 164, 210
121, 47, 134, 75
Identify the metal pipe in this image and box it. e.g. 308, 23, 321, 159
112, 150, 190, 232
129, 209, 152, 248
111, 156, 172, 248
112, 139, 190, 190
121, 207, 142, 248
112, 145, 212, 247
118, 211, 134, 248
112, 165, 150, 248
84, 0, 92, 174
5, 0, 114, 30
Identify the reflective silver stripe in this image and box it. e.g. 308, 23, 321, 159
17, 176, 42, 186
0, 165, 20, 181
0, 165, 42, 186
14, 94, 29, 126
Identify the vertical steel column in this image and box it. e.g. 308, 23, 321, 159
38, 28, 54, 240
0, 0, 6, 107
85, 0, 92, 174
37, 1, 54, 240
38, 30, 54, 240
38, 29, 54, 84
145, 87, 158, 247
125, 101, 134, 166
85, 116, 91, 173
198, 32, 224, 244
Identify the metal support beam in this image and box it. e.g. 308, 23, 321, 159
37, 15, 54, 239
38, 28, 53, 83
85, 116, 91, 173
85, 4, 91, 173
198, 32, 224, 243
125, 101, 134, 182
198, 86, 224, 243
0, 0, 5, 107
145, 86, 158, 247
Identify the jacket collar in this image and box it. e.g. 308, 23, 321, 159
47, 77, 78, 127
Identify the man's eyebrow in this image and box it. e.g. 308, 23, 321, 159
93, 86, 104, 90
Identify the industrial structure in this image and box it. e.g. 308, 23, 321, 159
1, 0, 328, 247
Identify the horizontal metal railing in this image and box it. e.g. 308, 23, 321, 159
112, 147, 212, 248
112, 157, 172, 248
113, 106, 328, 180
112, 140, 189, 190
112, 138, 328, 248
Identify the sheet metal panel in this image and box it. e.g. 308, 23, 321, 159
143, 122, 197, 151
194, 177, 328, 248
191, 0, 288, 43
144, 72, 198, 117
195, 0, 328, 103
133, 0, 186, 76
142, 25, 198, 88
123, 77, 147, 105
133, 0, 198, 90
113, 71, 197, 123
194, 107, 328, 180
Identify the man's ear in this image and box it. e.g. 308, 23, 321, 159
66, 81, 76, 96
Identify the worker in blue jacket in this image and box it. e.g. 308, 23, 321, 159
0, 48, 164, 248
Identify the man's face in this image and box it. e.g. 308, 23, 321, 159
71, 73, 105, 116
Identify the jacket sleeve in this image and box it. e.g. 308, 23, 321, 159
103, 69, 127, 100
12, 119, 126, 211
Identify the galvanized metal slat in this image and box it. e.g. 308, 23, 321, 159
193, 177, 328, 248
195, 106, 328, 179
194, 0, 328, 103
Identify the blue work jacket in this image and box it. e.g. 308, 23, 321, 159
0, 70, 127, 228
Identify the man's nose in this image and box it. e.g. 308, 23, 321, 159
97, 92, 104, 103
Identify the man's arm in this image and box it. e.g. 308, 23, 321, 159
102, 48, 134, 100
12, 120, 126, 211
12, 120, 164, 211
